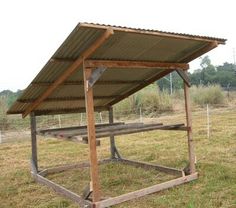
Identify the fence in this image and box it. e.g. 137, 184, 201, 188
0, 105, 235, 144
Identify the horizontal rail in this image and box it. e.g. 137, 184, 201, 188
79, 123, 186, 140
95, 173, 198, 208
118, 158, 184, 176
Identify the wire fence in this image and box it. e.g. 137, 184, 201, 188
0, 105, 235, 144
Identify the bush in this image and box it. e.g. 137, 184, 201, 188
114, 85, 173, 118
114, 94, 139, 118
191, 85, 225, 106
137, 89, 173, 115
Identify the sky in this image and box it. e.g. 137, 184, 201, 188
0, 0, 235, 91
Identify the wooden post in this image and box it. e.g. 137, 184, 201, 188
183, 73, 196, 174
109, 107, 116, 159
83, 65, 101, 202
30, 112, 38, 172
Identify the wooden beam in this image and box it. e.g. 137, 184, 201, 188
18, 96, 117, 103
79, 123, 185, 140
85, 60, 189, 70
50, 58, 75, 63
95, 173, 198, 208
183, 71, 196, 174
83, 66, 101, 202
118, 158, 183, 176
37, 122, 125, 135
176, 69, 191, 87
31, 80, 145, 86
109, 107, 116, 159
32, 173, 92, 207
30, 112, 38, 172
30, 106, 109, 116
22, 29, 114, 118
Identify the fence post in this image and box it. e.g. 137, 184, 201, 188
80, 113, 83, 126
207, 104, 210, 139
139, 107, 143, 123
58, 115, 61, 128
99, 112, 103, 123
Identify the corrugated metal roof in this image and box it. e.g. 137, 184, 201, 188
7, 22, 226, 116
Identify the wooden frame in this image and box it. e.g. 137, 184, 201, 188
84, 59, 189, 70
83, 65, 101, 202
27, 32, 198, 206
30, 157, 197, 208
28, 70, 197, 207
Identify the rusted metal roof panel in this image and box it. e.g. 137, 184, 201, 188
7, 23, 226, 116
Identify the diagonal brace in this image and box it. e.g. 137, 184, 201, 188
88, 66, 107, 88
176, 69, 191, 87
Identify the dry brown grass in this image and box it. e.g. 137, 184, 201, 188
0, 107, 236, 207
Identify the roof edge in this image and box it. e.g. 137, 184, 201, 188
79, 22, 227, 45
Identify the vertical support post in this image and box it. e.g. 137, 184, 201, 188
83, 64, 101, 202
183, 73, 196, 174
109, 107, 116, 159
30, 112, 38, 172
207, 104, 210, 139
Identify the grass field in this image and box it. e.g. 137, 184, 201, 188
0, 107, 236, 208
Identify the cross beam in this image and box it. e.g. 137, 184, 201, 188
22, 29, 114, 118
84, 60, 189, 70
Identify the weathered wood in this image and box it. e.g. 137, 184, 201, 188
68, 123, 148, 137
33, 173, 92, 207
79, 123, 185, 140
18, 95, 118, 103
22, 106, 109, 116
30, 113, 38, 172
83, 66, 101, 202
31, 80, 145, 86
30, 159, 37, 174
85, 60, 189, 70
118, 158, 183, 176
95, 173, 198, 208
176, 69, 191, 87
49, 123, 159, 139
88, 66, 106, 87
183, 72, 196, 174
22, 29, 114, 118
37, 122, 125, 135
40, 123, 146, 139
109, 107, 116, 159
39, 134, 101, 146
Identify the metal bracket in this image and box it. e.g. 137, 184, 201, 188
88, 66, 106, 88
82, 182, 93, 200
114, 146, 122, 159
176, 69, 191, 87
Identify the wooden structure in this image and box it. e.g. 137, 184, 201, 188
8, 23, 226, 207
